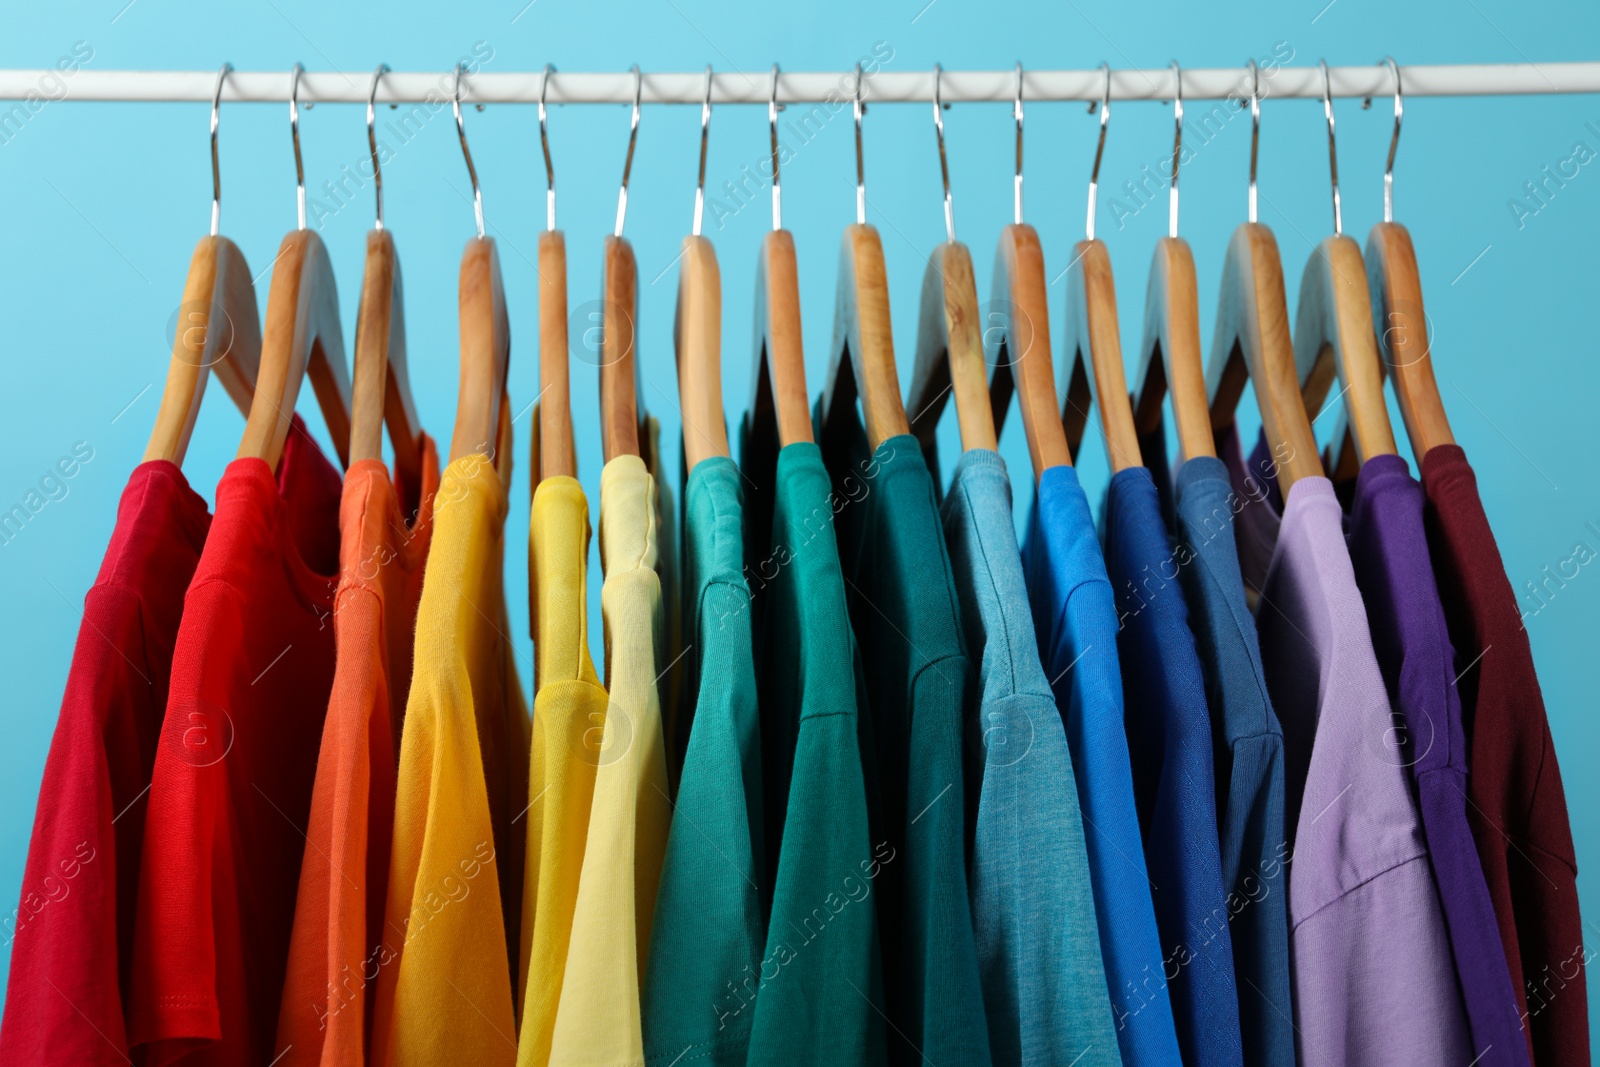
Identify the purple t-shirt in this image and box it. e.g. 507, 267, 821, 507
1345, 454, 1529, 1067
1219, 428, 1470, 1066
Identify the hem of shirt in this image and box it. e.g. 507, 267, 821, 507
1288, 849, 1435, 933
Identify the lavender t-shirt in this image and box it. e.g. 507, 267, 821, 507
1220, 429, 1470, 1067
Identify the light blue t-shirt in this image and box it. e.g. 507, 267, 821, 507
939, 449, 1122, 1067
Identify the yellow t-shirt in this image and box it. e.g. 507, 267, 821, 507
517, 474, 607, 1066
371, 452, 530, 1067
547, 454, 672, 1066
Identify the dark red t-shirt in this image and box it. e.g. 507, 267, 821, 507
1420, 444, 1588, 1067
0, 461, 211, 1067
128, 421, 342, 1066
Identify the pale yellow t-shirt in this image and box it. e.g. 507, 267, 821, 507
546, 454, 672, 1066
371, 451, 530, 1067
517, 473, 608, 1066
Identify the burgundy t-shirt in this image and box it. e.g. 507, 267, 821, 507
128, 420, 343, 1066
1420, 444, 1587, 1067
0, 461, 211, 1067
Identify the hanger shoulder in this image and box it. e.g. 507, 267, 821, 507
822, 223, 909, 448
1206, 222, 1321, 491
675, 234, 730, 470
537, 230, 576, 480
1061, 238, 1140, 472
145, 235, 262, 466
238, 228, 351, 470
907, 240, 996, 454
988, 223, 1070, 478
750, 229, 812, 448
597, 234, 642, 462
1293, 234, 1397, 467
1367, 221, 1454, 458
351, 228, 423, 483
449, 235, 511, 464
1132, 236, 1213, 460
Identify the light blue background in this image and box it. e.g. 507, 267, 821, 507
2, 0, 1596, 1045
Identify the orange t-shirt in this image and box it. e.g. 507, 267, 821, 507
276, 441, 440, 1066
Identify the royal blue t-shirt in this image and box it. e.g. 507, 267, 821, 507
1024, 464, 1182, 1066
1103, 466, 1244, 1067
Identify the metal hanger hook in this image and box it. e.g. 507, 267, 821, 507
289, 62, 307, 231
1372, 57, 1403, 223
209, 62, 230, 237
853, 62, 866, 225
932, 63, 954, 242
367, 64, 389, 230
769, 63, 782, 231
1012, 62, 1024, 225
1319, 59, 1342, 236
1168, 60, 1183, 239
615, 64, 641, 238
1085, 61, 1110, 241
540, 64, 556, 232
693, 65, 712, 237
452, 62, 484, 239
1245, 58, 1260, 224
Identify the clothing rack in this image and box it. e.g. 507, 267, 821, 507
3, 62, 1600, 104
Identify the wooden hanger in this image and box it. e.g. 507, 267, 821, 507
1204, 62, 1322, 493
1131, 63, 1214, 462
1292, 61, 1397, 477
349, 66, 423, 484
146, 64, 261, 467
599, 67, 646, 463
536, 67, 577, 481
675, 69, 731, 471
237, 65, 351, 470
1060, 66, 1141, 473
446, 67, 510, 469
749, 66, 813, 449
905, 65, 997, 456
817, 66, 910, 449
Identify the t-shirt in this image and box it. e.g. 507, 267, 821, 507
370, 450, 529, 1067
642, 456, 765, 1066
127, 420, 345, 1066
517, 473, 607, 1067
0, 460, 210, 1067
1023, 463, 1183, 1066
1102, 465, 1244, 1067
1170, 454, 1294, 1067
1419, 444, 1587, 1066
1345, 453, 1528, 1067
547, 454, 672, 1065
741, 437, 886, 1067
938, 449, 1120, 1067
276, 439, 439, 1066
1220, 431, 1470, 1066
819, 418, 990, 1067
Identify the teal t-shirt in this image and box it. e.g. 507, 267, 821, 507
642, 457, 766, 1065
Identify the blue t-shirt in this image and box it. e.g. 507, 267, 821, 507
1172, 454, 1293, 1067
940, 449, 1121, 1067
1103, 466, 1244, 1067
1023, 464, 1182, 1066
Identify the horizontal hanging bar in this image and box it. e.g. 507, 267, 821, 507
3, 63, 1600, 105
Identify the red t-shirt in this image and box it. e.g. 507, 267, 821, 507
1420, 444, 1587, 1066
0, 461, 211, 1067
128, 421, 343, 1066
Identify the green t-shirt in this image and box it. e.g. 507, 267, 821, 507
641, 456, 766, 1065
818, 412, 992, 1066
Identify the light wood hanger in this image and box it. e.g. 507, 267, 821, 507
236, 64, 351, 470
676, 68, 731, 471
906, 65, 997, 456
446, 66, 510, 469
749, 65, 813, 449
599, 66, 646, 462
1292, 61, 1397, 475
1131, 63, 1215, 461
536, 66, 577, 481
146, 65, 260, 467
818, 63, 910, 449
349, 65, 424, 484
986, 66, 1071, 477
1204, 61, 1322, 493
